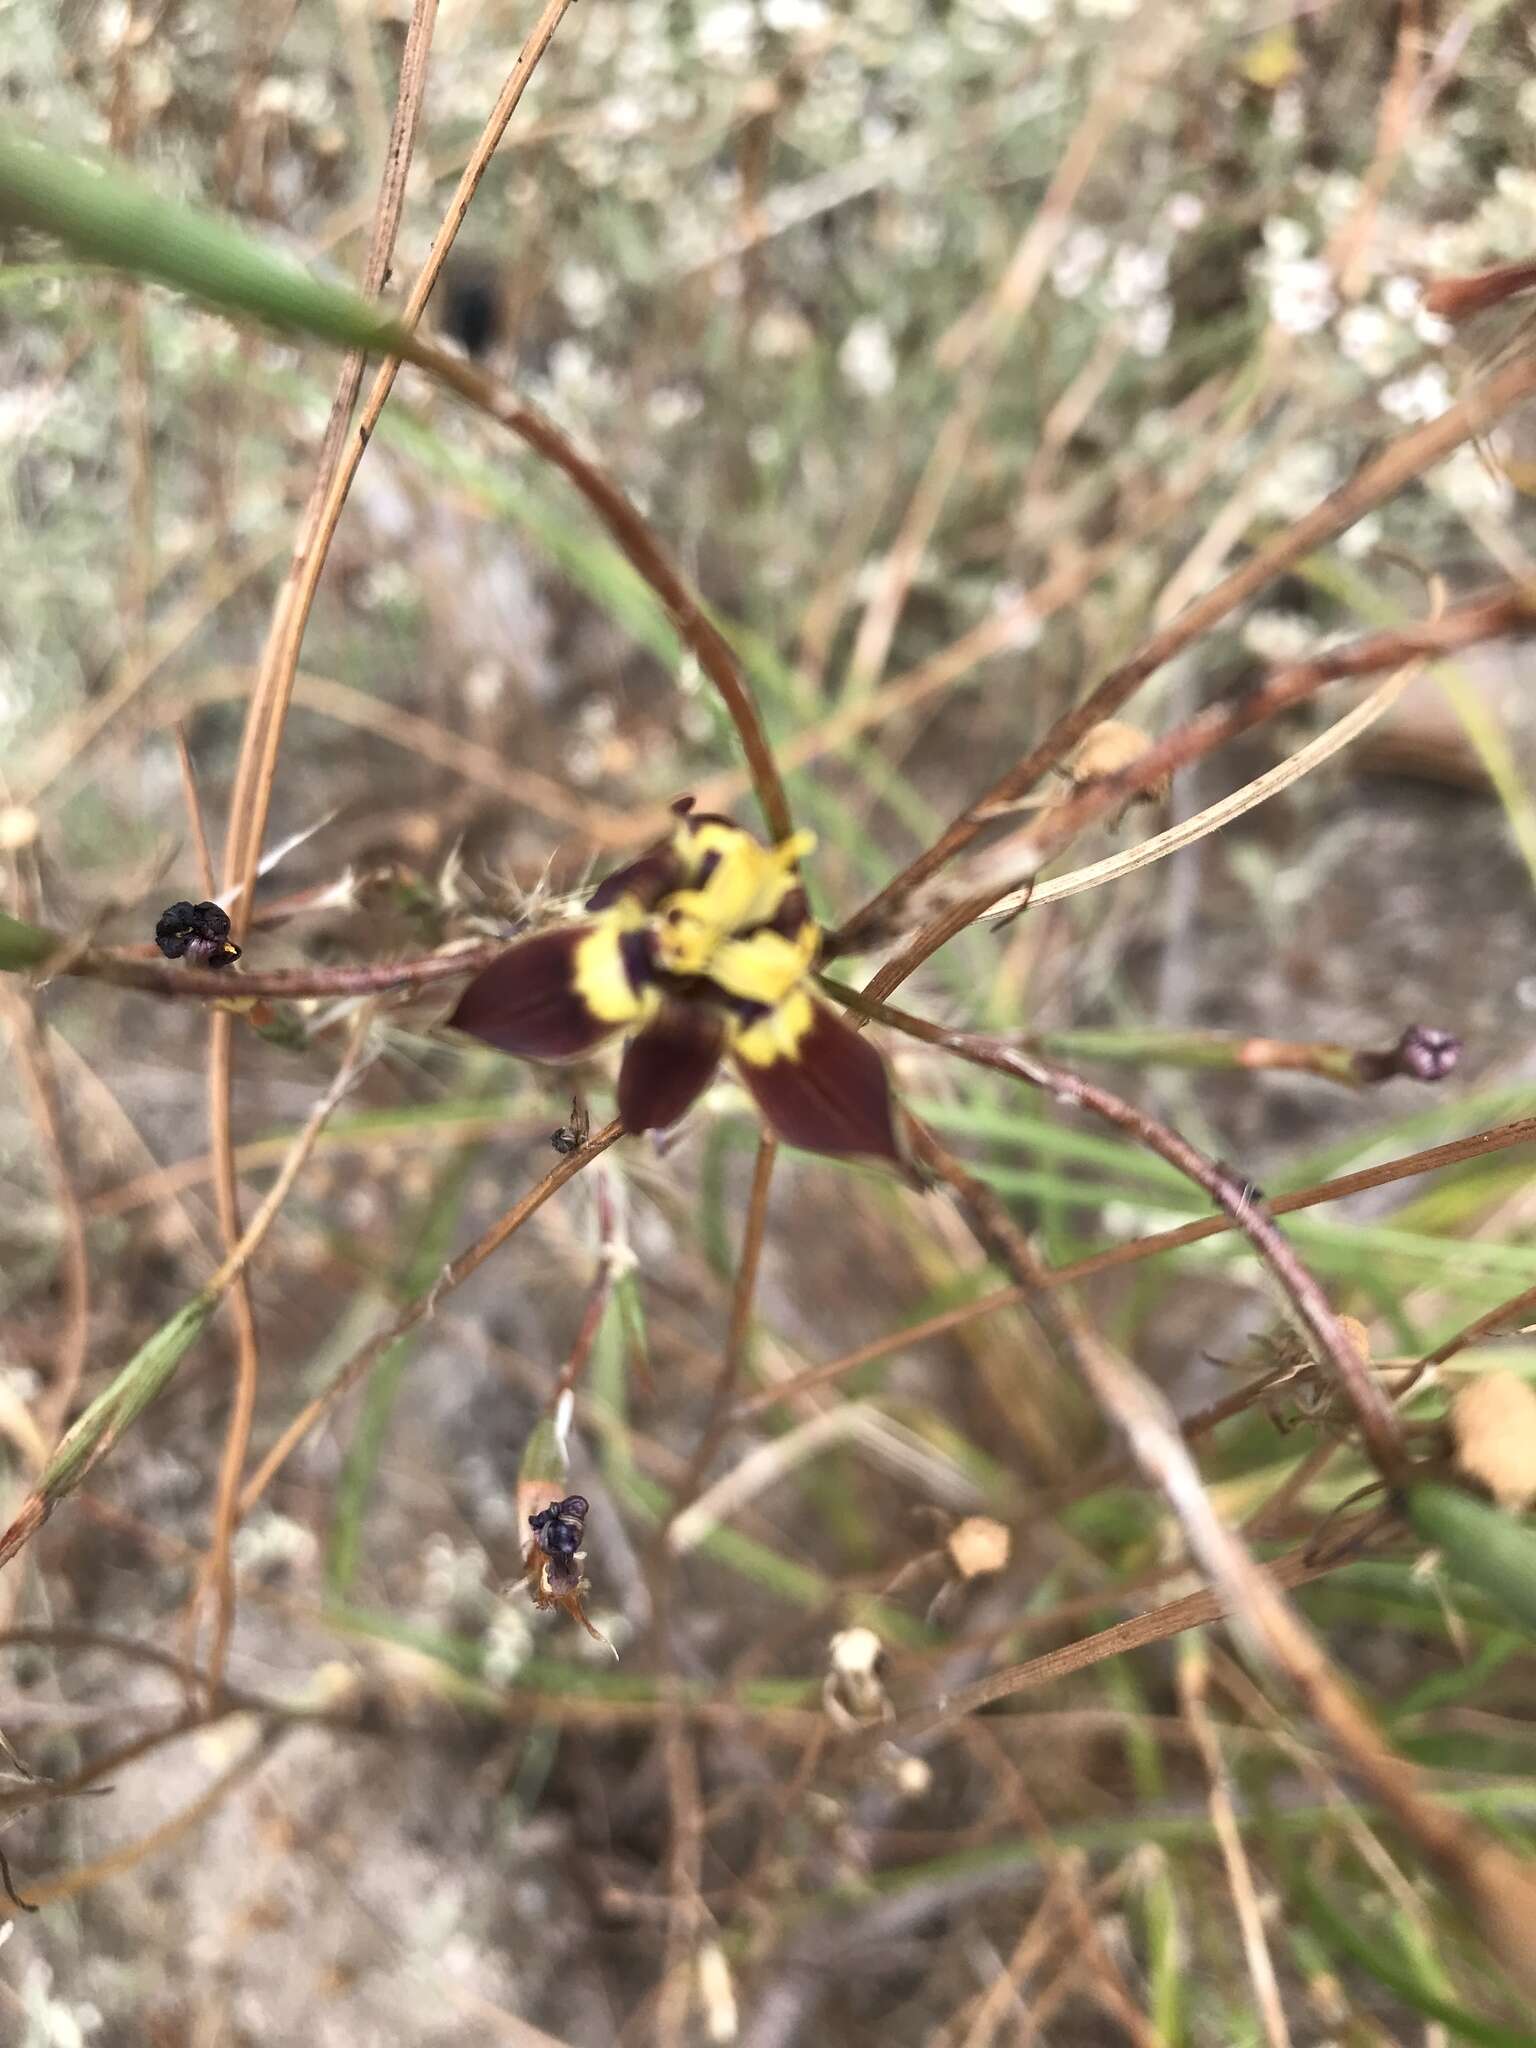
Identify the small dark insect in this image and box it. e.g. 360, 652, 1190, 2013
551, 1095, 591, 1157
154, 900, 242, 969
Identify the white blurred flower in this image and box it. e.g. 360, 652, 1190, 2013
647, 384, 704, 431
483, 1604, 534, 1686
989, 583, 1043, 649
840, 316, 898, 396
1338, 512, 1383, 559
1052, 224, 1107, 300
1255, 441, 1339, 520
1413, 303, 1454, 348
1105, 243, 1168, 311
1164, 192, 1205, 235
1435, 442, 1514, 519
764, 0, 827, 30
1131, 299, 1173, 357
1263, 217, 1310, 261
603, 94, 649, 139
1379, 366, 1449, 422
1271, 86, 1304, 142
560, 261, 610, 328
1338, 304, 1396, 377
697, 0, 756, 65
1242, 611, 1316, 663
1267, 257, 1336, 336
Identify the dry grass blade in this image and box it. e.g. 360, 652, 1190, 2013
906, 1121, 1536, 2000
1179, 1638, 1292, 2048
980, 658, 1424, 921
199, 0, 441, 1693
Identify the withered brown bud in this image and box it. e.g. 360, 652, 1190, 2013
1355, 1024, 1461, 1085
1063, 720, 1169, 810
154, 901, 241, 969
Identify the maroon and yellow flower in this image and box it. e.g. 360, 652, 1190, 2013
449, 802, 903, 1167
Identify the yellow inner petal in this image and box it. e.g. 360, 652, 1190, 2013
573, 918, 655, 1026
732, 988, 817, 1067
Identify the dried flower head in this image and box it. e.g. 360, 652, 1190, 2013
1450, 1373, 1536, 1514
450, 800, 903, 1166
154, 899, 242, 969
946, 1515, 1011, 1580
824, 1625, 891, 1728
521, 1492, 611, 1647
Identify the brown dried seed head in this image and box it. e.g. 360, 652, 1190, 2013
1066, 720, 1169, 802
1450, 1372, 1536, 1513
946, 1515, 1011, 1579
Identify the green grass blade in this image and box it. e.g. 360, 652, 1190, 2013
1295, 1872, 1536, 2047
1405, 1483, 1536, 1636
0, 131, 413, 358
0, 912, 57, 971
44, 1293, 216, 1494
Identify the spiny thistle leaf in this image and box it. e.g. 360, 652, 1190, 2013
0, 131, 420, 361
1406, 1481, 1536, 1636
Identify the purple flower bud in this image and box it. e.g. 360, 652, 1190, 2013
1356, 1023, 1462, 1084
1390, 1023, 1461, 1082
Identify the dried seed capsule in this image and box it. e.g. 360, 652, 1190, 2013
1450, 1373, 1536, 1514
154, 900, 242, 969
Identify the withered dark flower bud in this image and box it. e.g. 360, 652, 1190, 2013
154, 900, 242, 969
1356, 1023, 1461, 1085
441, 257, 505, 360
529, 1494, 588, 1558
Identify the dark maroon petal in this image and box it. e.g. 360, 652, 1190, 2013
449, 924, 628, 1060
618, 1002, 727, 1133
586, 840, 685, 913
733, 1000, 905, 1166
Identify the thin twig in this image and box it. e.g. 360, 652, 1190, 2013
238, 1120, 623, 1515
734, 1113, 1536, 1418
849, 986, 1416, 1479
200, 0, 441, 1698
664, 1134, 778, 1520
836, 353, 1536, 953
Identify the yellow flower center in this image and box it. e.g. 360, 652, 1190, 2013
649, 823, 820, 1008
